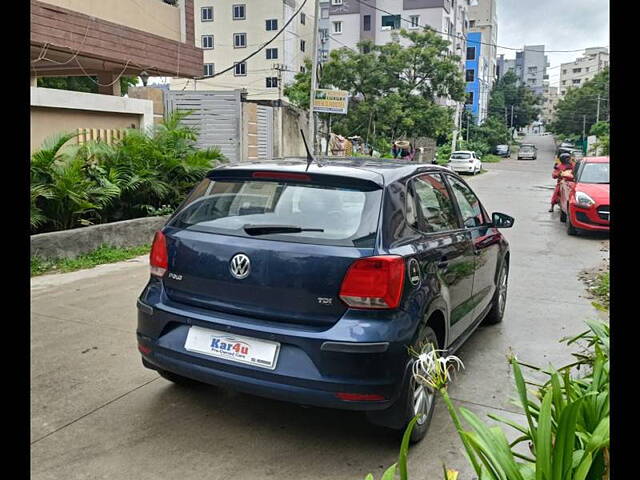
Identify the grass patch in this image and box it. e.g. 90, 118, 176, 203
31, 244, 151, 277
590, 271, 610, 309
482, 154, 502, 163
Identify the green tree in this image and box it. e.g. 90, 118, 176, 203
284, 28, 465, 152
487, 70, 541, 130
549, 68, 609, 138
37, 76, 140, 95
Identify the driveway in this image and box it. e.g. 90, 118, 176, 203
31, 134, 609, 479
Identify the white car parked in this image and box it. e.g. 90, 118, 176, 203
447, 150, 482, 175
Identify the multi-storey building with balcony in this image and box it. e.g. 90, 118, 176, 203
540, 85, 560, 125
501, 45, 549, 97
465, 0, 497, 124
171, 0, 316, 101
559, 47, 609, 96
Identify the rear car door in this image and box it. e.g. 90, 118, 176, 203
445, 174, 501, 325
407, 173, 476, 343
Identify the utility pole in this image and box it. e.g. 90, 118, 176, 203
307, 0, 321, 155
596, 95, 601, 123
451, 102, 460, 152
510, 105, 514, 129
466, 111, 470, 142
274, 63, 287, 157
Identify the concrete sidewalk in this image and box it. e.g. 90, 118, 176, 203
31, 135, 609, 480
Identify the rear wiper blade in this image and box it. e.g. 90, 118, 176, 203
243, 224, 324, 235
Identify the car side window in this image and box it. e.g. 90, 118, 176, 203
447, 176, 487, 228
411, 174, 459, 232
405, 183, 419, 230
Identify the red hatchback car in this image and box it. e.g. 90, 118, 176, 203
559, 156, 609, 235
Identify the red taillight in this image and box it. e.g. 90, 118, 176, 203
150, 231, 168, 277
339, 256, 405, 309
138, 343, 152, 355
252, 171, 311, 181
336, 392, 386, 402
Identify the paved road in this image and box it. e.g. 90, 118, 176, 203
31, 134, 609, 480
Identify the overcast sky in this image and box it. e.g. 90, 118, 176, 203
496, 0, 609, 87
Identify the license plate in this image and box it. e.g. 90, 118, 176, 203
184, 326, 280, 370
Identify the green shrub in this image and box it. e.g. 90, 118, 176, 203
366, 319, 610, 480
30, 111, 226, 233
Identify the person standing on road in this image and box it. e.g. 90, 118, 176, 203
548, 153, 574, 212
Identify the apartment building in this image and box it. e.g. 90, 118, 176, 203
464, 32, 490, 124
328, 0, 469, 128
501, 45, 549, 96
540, 85, 560, 125
559, 47, 609, 96
171, 0, 316, 100
464, 0, 497, 124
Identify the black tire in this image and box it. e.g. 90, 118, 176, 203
483, 260, 509, 325
158, 369, 200, 386
559, 208, 567, 223
366, 325, 439, 444
566, 204, 578, 235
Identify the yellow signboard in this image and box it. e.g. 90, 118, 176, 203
312, 89, 349, 115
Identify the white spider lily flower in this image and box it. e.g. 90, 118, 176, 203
412, 347, 464, 391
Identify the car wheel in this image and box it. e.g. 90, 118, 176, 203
483, 260, 508, 325
567, 214, 578, 236
158, 369, 200, 386
366, 325, 438, 444
559, 208, 567, 223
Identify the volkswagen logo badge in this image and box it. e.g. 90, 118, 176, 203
229, 253, 251, 279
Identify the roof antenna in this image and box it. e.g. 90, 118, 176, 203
300, 129, 321, 171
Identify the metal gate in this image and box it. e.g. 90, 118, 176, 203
256, 105, 274, 159
165, 90, 242, 163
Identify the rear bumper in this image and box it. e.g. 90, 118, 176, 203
448, 163, 476, 173
136, 290, 415, 411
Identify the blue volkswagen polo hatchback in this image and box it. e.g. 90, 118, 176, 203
136, 158, 514, 442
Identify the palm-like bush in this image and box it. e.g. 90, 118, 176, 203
30, 111, 226, 232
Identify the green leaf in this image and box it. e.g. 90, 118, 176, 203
535, 389, 553, 480
551, 399, 583, 480
381, 463, 397, 480
398, 415, 419, 480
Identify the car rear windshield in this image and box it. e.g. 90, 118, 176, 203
578, 163, 609, 184
168, 178, 382, 247
521, 146, 534, 152
451, 153, 471, 159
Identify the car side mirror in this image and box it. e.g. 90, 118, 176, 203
491, 212, 515, 229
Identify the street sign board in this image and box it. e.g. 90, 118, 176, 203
312, 89, 349, 114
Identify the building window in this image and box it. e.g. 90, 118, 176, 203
562, 80, 566, 85
266, 77, 278, 88
300, 40, 306, 52
234, 33, 247, 48
465, 69, 475, 82
233, 4, 246, 20
300, 66, 306, 73
321, 8, 329, 19
381, 15, 401, 30
301, 12, 306, 24
332, 0, 343, 5
466, 46, 475, 60
266, 48, 278, 60
573, 68, 581, 73
409, 15, 420, 28
201, 35, 214, 49
562, 69, 567, 74
469, 20, 475, 28
234, 62, 247, 76
203, 63, 214, 77
320, 28, 329, 41
572, 79, 581, 84
363, 15, 371, 31
465, 91, 474, 105
333, 21, 342, 33
586, 66, 590, 72
201, 6, 213, 21
266, 19, 278, 31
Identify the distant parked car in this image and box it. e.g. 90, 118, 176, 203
517, 145, 537, 160
494, 145, 510, 157
558, 156, 609, 235
447, 151, 482, 174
